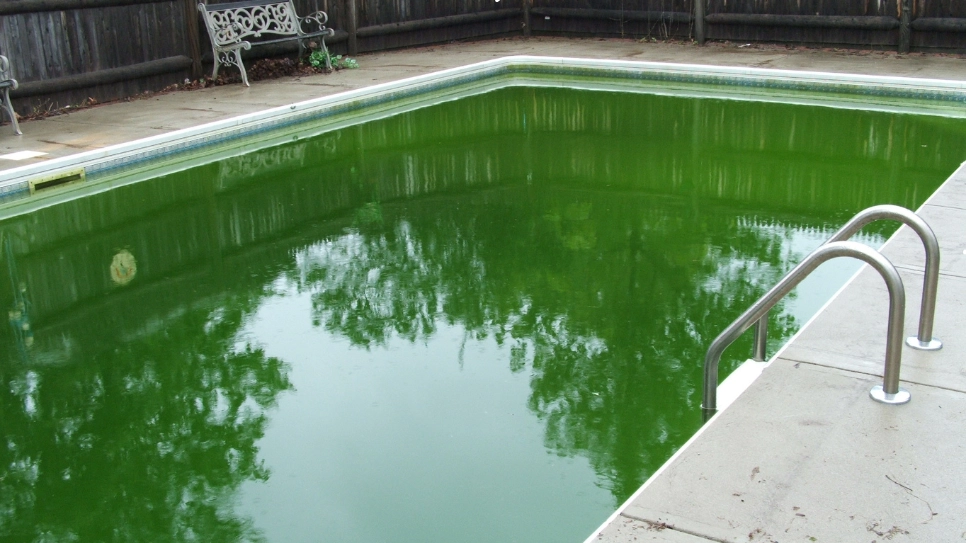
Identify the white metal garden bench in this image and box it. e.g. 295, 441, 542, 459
0, 55, 21, 135
197, 0, 334, 87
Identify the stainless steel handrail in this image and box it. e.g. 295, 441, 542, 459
702, 241, 909, 420
749, 204, 942, 361
825, 204, 941, 351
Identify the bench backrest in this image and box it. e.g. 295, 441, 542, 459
199, 0, 301, 46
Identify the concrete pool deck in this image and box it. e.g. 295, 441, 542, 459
2, 37, 965, 542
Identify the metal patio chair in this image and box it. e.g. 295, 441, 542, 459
0, 55, 22, 135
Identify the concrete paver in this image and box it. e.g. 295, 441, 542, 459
781, 268, 966, 392
925, 171, 966, 211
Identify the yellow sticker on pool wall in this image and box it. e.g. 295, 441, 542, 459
110, 250, 137, 286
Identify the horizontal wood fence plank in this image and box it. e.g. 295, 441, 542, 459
705, 14, 899, 30
11, 55, 190, 97
0, 0, 175, 16
911, 17, 966, 32
356, 8, 522, 38
327, 28, 348, 42
531, 7, 693, 24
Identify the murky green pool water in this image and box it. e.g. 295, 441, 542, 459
3, 86, 966, 542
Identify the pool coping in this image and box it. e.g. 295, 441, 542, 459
3, 55, 966, 205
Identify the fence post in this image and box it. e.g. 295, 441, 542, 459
184, 0, 203, 79
898, 0, 912, 53
694, 0, 706, 44
523, 0, 531, 37
347, 0, 358, 55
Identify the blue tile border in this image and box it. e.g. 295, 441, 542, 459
2, 56, 965, 206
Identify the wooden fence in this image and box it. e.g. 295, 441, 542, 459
0, 0, 964, 117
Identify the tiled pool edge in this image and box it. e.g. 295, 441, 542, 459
3, 55, 966, 203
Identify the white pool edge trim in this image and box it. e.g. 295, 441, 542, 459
3, 55, 965, 192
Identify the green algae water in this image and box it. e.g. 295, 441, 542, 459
3, 85, 966, 543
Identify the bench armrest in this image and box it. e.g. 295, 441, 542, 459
0, 55, 18, 90
299, 10, 330, 34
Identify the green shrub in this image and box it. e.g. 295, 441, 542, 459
309, 49, 359, 70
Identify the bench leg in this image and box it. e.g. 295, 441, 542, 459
1, 87, 21, 136
318, 39, 332, 71
211, 54, 221, 81
234, 49, 250, 87
213, 49, 250, 87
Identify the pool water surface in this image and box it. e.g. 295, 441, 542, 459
2, 85, 966, 542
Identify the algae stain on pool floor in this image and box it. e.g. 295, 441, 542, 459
2, 86, 966, 542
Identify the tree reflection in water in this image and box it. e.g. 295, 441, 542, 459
0, 291, 292, 541
295, 187, 807, 501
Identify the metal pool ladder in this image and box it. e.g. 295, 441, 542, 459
701, 205, 942, 420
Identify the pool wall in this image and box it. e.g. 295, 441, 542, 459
3, 56, 966, 209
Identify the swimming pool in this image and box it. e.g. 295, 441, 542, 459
3, 60, 966, 543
